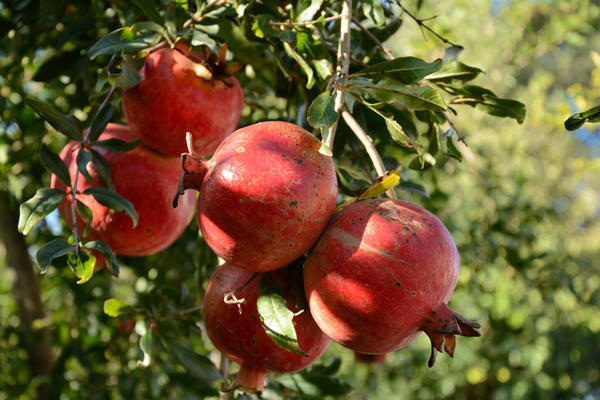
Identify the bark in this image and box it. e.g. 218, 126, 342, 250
0, 190, 54, 399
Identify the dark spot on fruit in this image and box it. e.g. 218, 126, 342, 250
405, 239, 410, 243
296, 159, 303, 165
411, 291, 416, 296
146, 228, 151, 233
421, 216, 428, 221
288, 243, 293, 247
251, 338, 256, 344
428, 223, 432, 227
411, 232, 417, 238
376, 205, 403, 222
289, 200, 298, 207
394, 282, 401, 287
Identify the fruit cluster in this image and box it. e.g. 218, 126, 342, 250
52, 45, 480, 394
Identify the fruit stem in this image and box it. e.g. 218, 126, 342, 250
421, 303, 481, 367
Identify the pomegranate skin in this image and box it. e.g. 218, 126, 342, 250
50, 123, 196, 256
304, 199, 480, 363
178, 121, 338, 272
121, 47, 243, 157
203, 263, 330, 393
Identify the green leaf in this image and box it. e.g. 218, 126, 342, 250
108, 56, 142, 89
87, 104, 115, 142
74, 252, 95, 284
565, 105, 600, 130
426, 61, 484, 83
283, 41, 315, 89
76, 149, 93, 181
138, 328, 154, 367
75, 200, 93, 237
89, 150, 113, 190
103, 298, 135, 317
445, 137, 463, 161
18, 188, 65, 235
24, 96, 82, 141
84, 240, 120, 275
397, 180, 430, 197
131, 0, 163, 25
297, 0, 324, 22
350, 79, 447, 111
165, 342, 221, 382
455, 94, 526, 124
89, 138, 141, 152
88, 24, 160, 59
351, 57, 442, 84
307, 92, 338, 129
363, 0, 386, 26
36, 239, 74, 271
257, 274, 307, 356
191, 28, 218, 51
40, 144, 71, 187
83, 188, 138, 228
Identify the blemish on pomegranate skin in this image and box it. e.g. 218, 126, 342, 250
411, 291, 416, 296
394, 282, 401, 287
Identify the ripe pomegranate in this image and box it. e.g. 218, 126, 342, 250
203, 262, 330, 393
174, 121, 337, 272
51, 123, 196, 257
303, 199, 481, 366
121, 43, 243, 157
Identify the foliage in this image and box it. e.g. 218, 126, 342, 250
0, 0, 599, 399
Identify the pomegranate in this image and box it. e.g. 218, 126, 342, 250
51, 123, 196, 257
173, 121, 337, 272
303, 199, 481, 366
203, 262, 330, 393
121, 44, 243, 157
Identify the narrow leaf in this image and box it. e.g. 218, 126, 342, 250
565, 105, 600, 130
85, 240, 120, 275
76, 200, 93, 237
350, 79, 446, 111
76, 149, 93, 181
427, 61, 484, 83
75, 252, 95, 284
297, 0, 324, 22
89, 149, 113, 190
18, 188, 65, 235
107, 56, 142, 89
455, 94, 526, 124
36, 238, 74, 271
363, 0, 386, 26
90, 138, 141, 152
25, 96, 82, 141
131, 0, 163, 25
83, 187, 138, 228
88, 26, 158, 59
283, 41, 315, 89
41, 144, 71, 187
258, 274, 307, 356
307, 92, 338, 129
165, 342, 222, 382
87, 104, 115, 142
104, 298, 135, 317
351, 57, 442, 84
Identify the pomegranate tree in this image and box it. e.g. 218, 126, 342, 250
174, 121, 337, 272
303, 199, 481, 366
121, 44, 243, 157
51, 123, 196, 257
203, 263, 330, 393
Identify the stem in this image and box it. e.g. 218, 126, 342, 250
443, 113, 467, 146
340, 110, 397, 199
325, 0, 352, 150
351, 17, 394, 60
70, 146, 81, 258
219, 353, 230, 400
397, 2, 461, 48
159, 304, 203, 322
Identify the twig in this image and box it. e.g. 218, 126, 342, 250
396, 2, 461, 48
270, 15, 341, 28
341, 110, 397, 199
325, 0, 352, 150
219, 354, 230, 400
351, 17, 394, 60
443, 113, 467, 146
70, 147, 81, 258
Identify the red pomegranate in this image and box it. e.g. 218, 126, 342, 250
203, 263, 330, 393
121, 44, 243, 157
303, 199, 481, 366
174, 121, 338, 272
51, 123, 196, 257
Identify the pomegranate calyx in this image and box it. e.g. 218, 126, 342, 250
172, 153, 208, 207
421, 303, 481, 367
233, 365, 266, 394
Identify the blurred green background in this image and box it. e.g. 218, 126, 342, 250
1, 0, 599, 399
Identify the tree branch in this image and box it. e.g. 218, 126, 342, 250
397, 2, 461, 48
351, 17, 394, 60
340, 110, 397, 199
